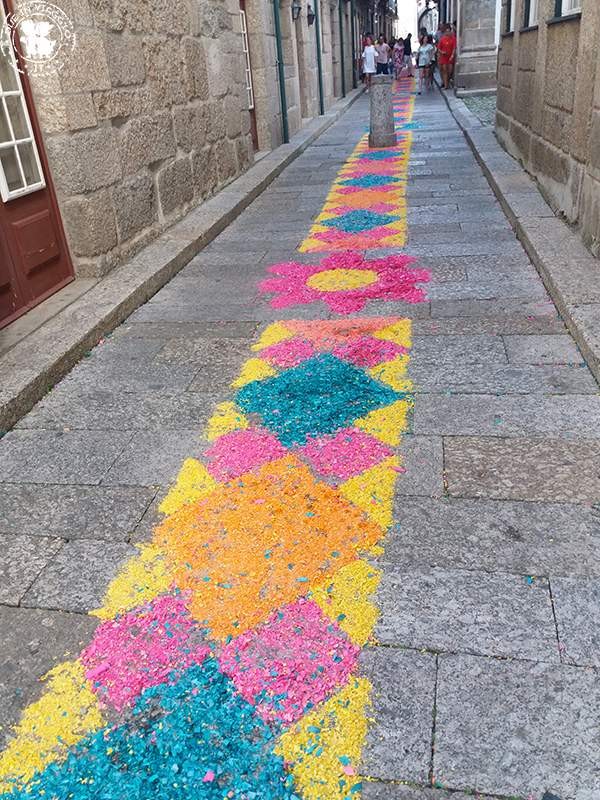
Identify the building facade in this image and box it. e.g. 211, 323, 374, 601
496, 0, 599, 255
0, 0, 396, 328
356, 1, 398, 42
436, 0, 502, 93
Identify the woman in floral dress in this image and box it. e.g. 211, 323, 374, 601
393, 38, 405, 80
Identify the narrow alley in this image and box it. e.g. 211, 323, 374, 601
0, 80, 599, 800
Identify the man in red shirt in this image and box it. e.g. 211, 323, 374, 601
437, 24, 457, 90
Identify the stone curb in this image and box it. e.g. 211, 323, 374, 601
0, 87, 364, 431
439, 86, 600, 386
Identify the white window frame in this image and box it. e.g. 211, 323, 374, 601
562, 0, 582, 14
527, 0, 539, 26
495, 0, 502, 44
239, 9, 255, 112
449, 0, 456, 24
507, 0, 515, 32
0, 6, 45, 202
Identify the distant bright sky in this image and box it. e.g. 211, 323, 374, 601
396, 0, 418, 39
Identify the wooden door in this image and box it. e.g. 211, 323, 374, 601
0, 0, 73, 329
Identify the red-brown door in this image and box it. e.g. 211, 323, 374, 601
0, 0, 73, 329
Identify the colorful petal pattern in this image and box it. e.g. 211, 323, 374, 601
299, 81, 415, 252
0, 79, 425, 800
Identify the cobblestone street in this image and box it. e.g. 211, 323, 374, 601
1, 83, 599, 799
462, 93, 497, 126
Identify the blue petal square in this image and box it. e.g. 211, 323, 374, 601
236, 354, 401, 447
357, 149, 399, 160
340, 175, 403, 188
12, 660, 296, 800
320, 209, 393, 233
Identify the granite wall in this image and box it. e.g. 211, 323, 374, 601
455, 0, 500, 92
496, 0, 600, 256
20, 0, 368, 278
21, 0, 252, 277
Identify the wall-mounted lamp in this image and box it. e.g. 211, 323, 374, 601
307, 3, 315, 25
291, 0, 302, 20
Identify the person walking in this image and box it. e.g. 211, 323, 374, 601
375, 35, 390, 75
362, 35, 377, 91
393, 37, 405, 80
416, 33, 434, 94
388, 38, 395, 75
403, 32, 414, 77
449, 24, 458, 87
437, 23, 456, 90
427, 33, 437, 88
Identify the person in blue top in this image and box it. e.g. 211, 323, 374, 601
416, 34, 435, 94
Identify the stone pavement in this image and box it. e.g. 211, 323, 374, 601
461, 93, 497, 126
1, 85, 600, 799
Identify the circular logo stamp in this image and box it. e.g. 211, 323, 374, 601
1, 1, 75, 76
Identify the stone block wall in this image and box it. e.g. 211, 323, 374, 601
343, 3, 354, 94
293, 14, 320, 121
22, 0, 253, 278
244, 0, 282, 152
244, 0, 338, 151
455, 0, 500, 92
328, 0, 353, 100
320, 3, 336, 111
245, 0, 363, 146
18, 0, 371, 278
496, 0, 600, 256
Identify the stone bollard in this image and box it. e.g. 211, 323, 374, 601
368, 74, 396, 148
